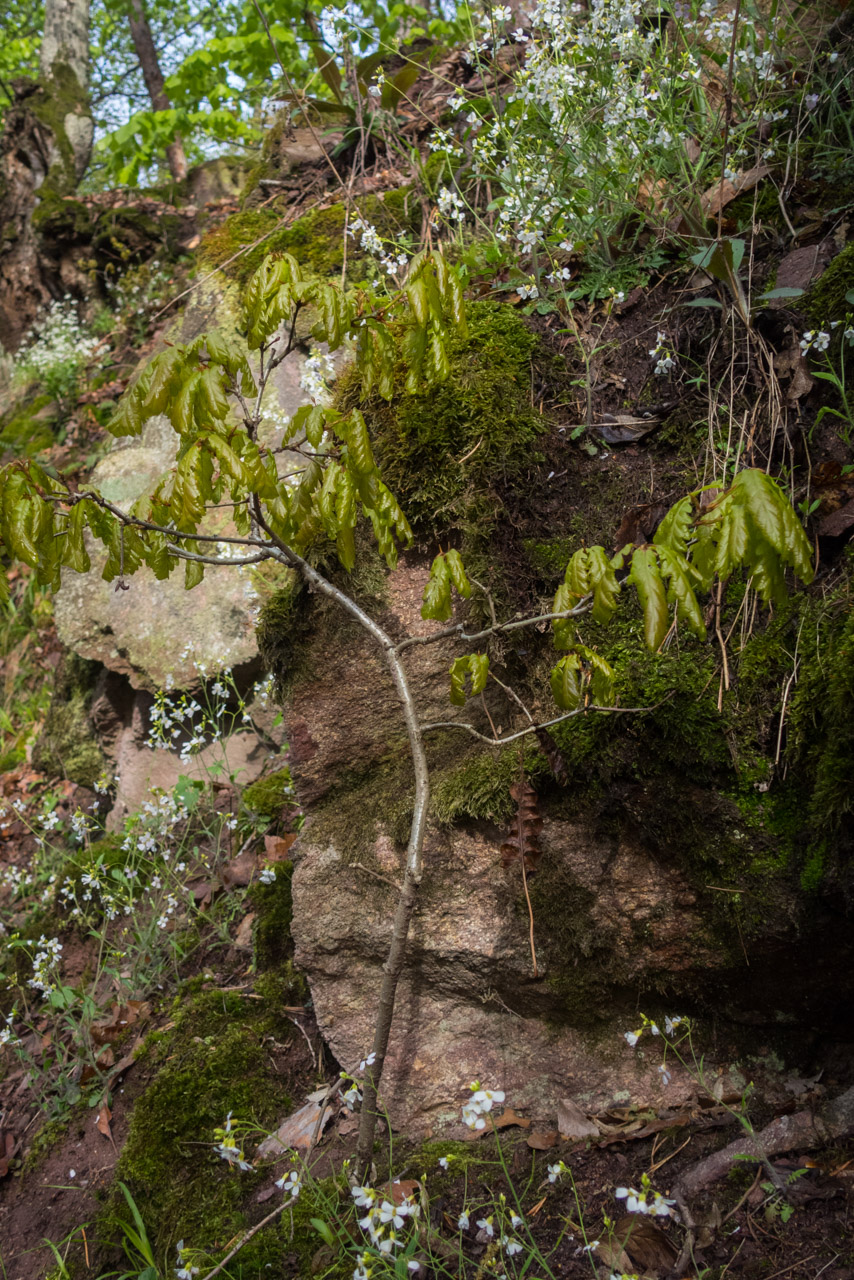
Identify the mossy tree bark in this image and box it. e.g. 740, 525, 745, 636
127, 0, 188, 182
0, 0, 93, 351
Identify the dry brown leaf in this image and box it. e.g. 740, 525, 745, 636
384, 1179, 420, 1205
493, 1107, 531, 1130
233, 912, 256, 951
264, 833, 297, 860
616, 1214, 677, 1272
221, 852, 259, 888
557, 1098, 599, 1141
96, 1102, 113, 1140
255, 1098, 333, 1158
526, 1129, 559, 1150
701, 163, 770, 216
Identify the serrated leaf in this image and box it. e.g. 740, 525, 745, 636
346, 409, 375, 475
185, 557, 204, 589
654, 495, 694, 557
550, 653, 583, 710
197, 366, 230, 422
552, 581, 576, 649
656, 545, 706, 637
628, 546, 669, 651
469, 651, 489, 694
586, 545, 620, 625
445, 548, 471, 598
421, 553, 451, 621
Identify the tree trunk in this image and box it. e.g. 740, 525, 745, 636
127, 0, 188, 183
0, 0, 93, 351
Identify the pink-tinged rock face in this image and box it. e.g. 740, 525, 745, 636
285, 556, 721, 1134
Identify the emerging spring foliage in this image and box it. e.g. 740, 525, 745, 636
421, 470, 814, 711
0, 244, 814, 718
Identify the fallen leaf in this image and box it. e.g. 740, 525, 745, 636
526, 1129, 559, 1150
701, 163, 770, 217
597, 414, 662, 445
96, 1102, 113, 1140
613, 501, 668, 549
255, 1099, 332, 1158
264, 833, 297, 860
493, 1107, 531, 1130
221, 852, 259, 889
557, 1098, 599, 1141
616, 1214, 677, 1271
384, 1179, 419, 1205
233, 912, 256, 950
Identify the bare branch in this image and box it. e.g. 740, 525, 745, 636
421, 701, 662, 747
166, 543, 272, 567
394, 598, 593, 653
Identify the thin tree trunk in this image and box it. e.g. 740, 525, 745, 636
256, 529, 431, 1177
0, 0, 93, 350
127, 0, 188, 182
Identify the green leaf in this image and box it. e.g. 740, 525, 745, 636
586, 546, 620, 624
185, 557, 204, 589
345, 409, 375, 475
310, 1219, 336, 1248
628, 546, 669, 650
448, 652, 489, 705
656, 545, 705, 637
654, 496, 694, 557
550, 653, 583, 710
759, 287, 804, 300
681, 296, 723, 309
445, 548, 471, 598
421, 553, 451, 621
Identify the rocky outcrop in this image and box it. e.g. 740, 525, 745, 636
285, 553, 854, 1134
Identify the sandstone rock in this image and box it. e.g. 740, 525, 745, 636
54, 333, 339, 691
286, 557, 721, 1133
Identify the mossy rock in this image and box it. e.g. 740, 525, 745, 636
96, 988, 299, 1275
249, 860, 301, 972
31, 653, 105, 787
802, 241, 854, 325
336, 299, 547, 540
242, 767, 295, 822
202, 190, 421, 286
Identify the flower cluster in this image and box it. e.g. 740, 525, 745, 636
462, 1081, 506, 1130
300, 345, 339, 407
17, 296, 100, 386
649, 331, 677, 377
348, 216, 411, 281
429, 0, 796, 277
174, 1240, 200, 1280
351, 1183, 420, 1257
0, 1010, 21, 1049
213, 1113, 253, 1171
28, 936, 63, 998
623, 1012, 685, 1047
616, 1172, 677, 1217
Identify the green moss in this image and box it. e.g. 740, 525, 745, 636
97, 989, 297, 1274
248, 861, 298, 972
802, 241, 854, 325
242, 767, 295, 821
32, 653, 105, 787
202, 191, 421, 286
0, 393, 57, 457
255, 573, 309, 700
431, 739, 545, 826
339, 300, 546, 539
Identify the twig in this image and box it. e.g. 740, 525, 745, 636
197, 1203, 289, 1280
348, 861, 402, 892
394, 599, 593, 652
721, 1166, 762, 1224
288, 1016, 317, 1068
422, 698, 668, 747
